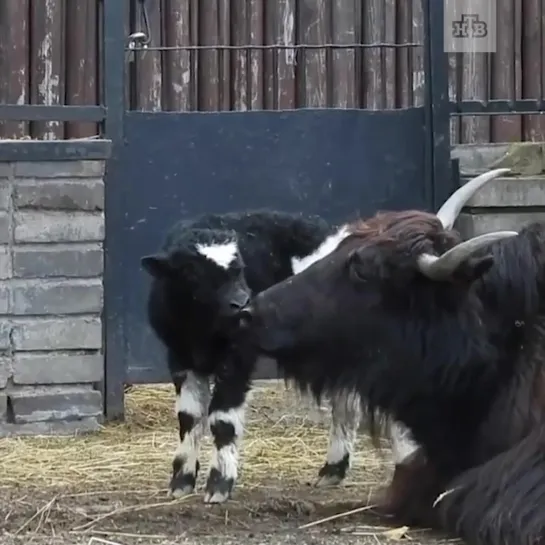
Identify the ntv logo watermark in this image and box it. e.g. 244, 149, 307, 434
452, 14, 488, 39
444, 0, 497, 53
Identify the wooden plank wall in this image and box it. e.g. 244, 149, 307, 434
0, 0, 99, 139
130, 0, 426, 111
0, 0, 544, 144
449, 0, 545, 143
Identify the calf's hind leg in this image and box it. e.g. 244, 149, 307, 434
316, 390, 361, 487
169, 367, 211, 497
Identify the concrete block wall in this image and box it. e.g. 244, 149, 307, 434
453, 143, 545, 238
0, 159, 105, 436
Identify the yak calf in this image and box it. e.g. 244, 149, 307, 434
141, 209, 363, 503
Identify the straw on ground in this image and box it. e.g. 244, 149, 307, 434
0, 381, 444, 544
0, 382, 390, 491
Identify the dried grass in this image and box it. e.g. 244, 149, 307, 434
0, 382, 447, 544
0, 381, 391, 492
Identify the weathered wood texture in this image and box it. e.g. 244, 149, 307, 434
0, 0, 100, 139
129, 0, 427, 112
1, 0, 543, 143
450, 0, 545, 144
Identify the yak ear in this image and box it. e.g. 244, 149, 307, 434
347, 248, 369, 284
453, 255, 494, 284
141, 254, 172, 278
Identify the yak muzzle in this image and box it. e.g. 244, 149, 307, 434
235, 301, 298, 356
228, 291, 251, 312
237, 305, 254, 329
219, 284, 251, 319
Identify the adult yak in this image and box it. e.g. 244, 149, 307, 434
236, 168, 545, 545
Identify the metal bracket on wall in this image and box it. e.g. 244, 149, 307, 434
126, 0, 152, 63
126, 31, 148, 63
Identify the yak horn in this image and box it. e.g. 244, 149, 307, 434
417, 231, 518, 281
436, 168, 511, 230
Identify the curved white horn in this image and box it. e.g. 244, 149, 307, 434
417, 230, 518, 281
436, 168, 511, 230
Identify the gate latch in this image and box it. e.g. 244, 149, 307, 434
126, 31, 149, 63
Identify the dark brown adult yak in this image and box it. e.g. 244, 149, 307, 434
236, 168, 545, 545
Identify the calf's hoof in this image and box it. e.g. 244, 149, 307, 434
168, 460, 199, 498
315, 456, 349, 487
168, 483, 196, 498
314, 468, 344, 487
203, 467, 234, 504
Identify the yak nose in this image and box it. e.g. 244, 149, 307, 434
238, 305, 254, 328
229, 294, 250, 311
227, 285, 251, 313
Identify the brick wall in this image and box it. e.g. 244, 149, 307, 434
0, 158, 105, 436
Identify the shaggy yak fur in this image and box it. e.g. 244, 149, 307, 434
140, 209, 364, 504
236, 171, 545, 545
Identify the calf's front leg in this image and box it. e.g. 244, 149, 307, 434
316, 390, 361, 487
169, 368, 210, 497
204, 363, 252, 504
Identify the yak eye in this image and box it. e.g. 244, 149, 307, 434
347, 250, 367, 284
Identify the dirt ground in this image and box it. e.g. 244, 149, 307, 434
0, 381, 455, 545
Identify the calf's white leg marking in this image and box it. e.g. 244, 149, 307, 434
316, 390, 362, 487
170, 372, 210, 497
204, 404, 246, 504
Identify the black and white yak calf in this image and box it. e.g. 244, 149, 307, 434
235, 169, 545, 545
141, 209, 374, 503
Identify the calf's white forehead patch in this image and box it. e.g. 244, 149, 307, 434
196, 240, 238, 270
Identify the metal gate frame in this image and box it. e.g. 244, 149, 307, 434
103, 0, 127, 420
101, 0, 455, 420
423, 0, 454, 210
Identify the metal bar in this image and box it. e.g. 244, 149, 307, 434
127, 42, 423, 51
540, 0, 545, 111
452, 110, 545, 116
102, 0, 127, 422
0, 140, 112, 162
451, 99, 545, 115
0, 105, 106, 122
103, 0, 126, 143
422, 0, 454, 211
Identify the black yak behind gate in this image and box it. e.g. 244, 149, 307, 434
236, 168, 545, 545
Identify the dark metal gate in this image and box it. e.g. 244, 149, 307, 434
103, 0, 454, 418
